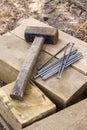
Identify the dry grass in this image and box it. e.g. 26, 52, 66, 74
75, 19, 87, 42
0, 0, 87, 42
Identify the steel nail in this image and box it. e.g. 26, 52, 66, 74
38, 42, 71, 70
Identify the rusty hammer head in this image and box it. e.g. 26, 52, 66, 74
25, 26, 58, 44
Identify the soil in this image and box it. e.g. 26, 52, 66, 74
0, 0, 87, 42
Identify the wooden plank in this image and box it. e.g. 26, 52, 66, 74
0, 34, 87, 107
11, 18, 87, 75
0, 115, 12, 130
0, 82, 56, 130
66, 118, 87, 130
23, 99, 87, 130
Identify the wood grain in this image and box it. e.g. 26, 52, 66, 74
25, 26, 58, 44
0, 34, 86, 107
0, 82, 56, 130
24, 99, 87, 130
10, 36, 44, 100
0, 115, 12, 130
11, 18, 87, 75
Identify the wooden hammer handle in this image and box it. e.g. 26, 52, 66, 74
10, 36, 44, 100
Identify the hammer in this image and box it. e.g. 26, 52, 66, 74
10, 26, 58, 100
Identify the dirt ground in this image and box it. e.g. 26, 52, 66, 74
0, 0, 87, 42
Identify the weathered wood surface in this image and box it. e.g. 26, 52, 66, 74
11, 18, 87, 75
0, 115, 12, 130
0, 99, 87, 130
10, 37, 45, 100
25, 26, 58, 44
24, 99, 87, 130
0, 82, 56, 130
0, 34, 87, 107
66, 118, 87, 130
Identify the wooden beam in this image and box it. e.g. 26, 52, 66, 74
0, 82, 56, 130
0, 34, 86, 107
11, 18, 87, 75
23, 99, 87, 130
0, 115, 12, 130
